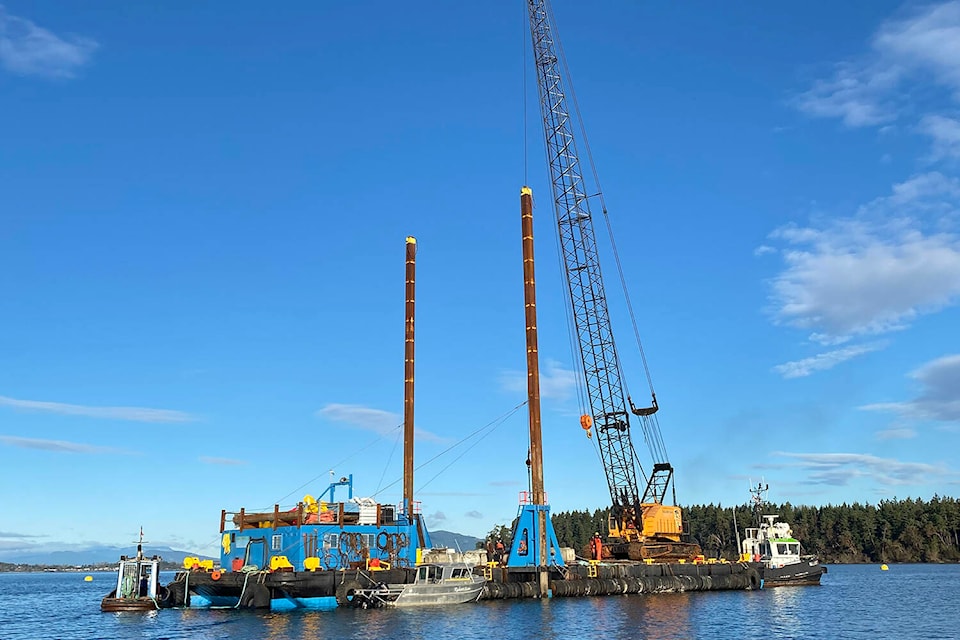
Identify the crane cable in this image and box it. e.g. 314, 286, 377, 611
546, 0, 667, 464
373, 401, 527, 497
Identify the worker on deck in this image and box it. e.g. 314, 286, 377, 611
495, 538, 505, 565
591, 532, 603, 561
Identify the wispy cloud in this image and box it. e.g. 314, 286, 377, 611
465, 510, 483, 519
862, 353, 960, 422
765, 173, 960, 349
0, 5, 98, 78
426, 511, 447, 527
488, 480, 522, 487
794, 62, 900, 127
199, 456, 247, 466
875, 427, 917, 440
0, 531, 41, 538
499, 359, 578, 401
794, 1, 960, 130
316, 403, 444, 442
0, 395, 196, 423
775, 451, 950, 486
773, 342, 886, 379
919, 115, 960, 160
418, 491, 488, 497
0, 435, 134, 455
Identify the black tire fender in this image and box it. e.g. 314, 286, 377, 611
239, 583, 271, 609
335, 579, 363, 607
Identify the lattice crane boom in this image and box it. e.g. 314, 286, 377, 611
526, 1, 693, 556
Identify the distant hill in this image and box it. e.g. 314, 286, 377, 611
430, 530, 481, 551
0, 545, 211, 566
3, 533, 480, 566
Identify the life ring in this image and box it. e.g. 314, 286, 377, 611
211, 570, 222, 581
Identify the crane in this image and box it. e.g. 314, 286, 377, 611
526, 0, 700, 561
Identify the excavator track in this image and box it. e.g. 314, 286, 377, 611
608, 541, 704, 563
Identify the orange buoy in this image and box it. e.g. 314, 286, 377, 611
211, 570, 222, 581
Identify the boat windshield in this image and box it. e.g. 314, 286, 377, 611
416, 565, 442, 584
776, 542, 800, 555
116, 561, 158, 599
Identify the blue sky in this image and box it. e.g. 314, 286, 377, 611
2, 1, 959, 557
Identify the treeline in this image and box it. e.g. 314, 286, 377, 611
549, 496, 960, 563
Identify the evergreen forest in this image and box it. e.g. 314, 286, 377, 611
544, 497, 960, 563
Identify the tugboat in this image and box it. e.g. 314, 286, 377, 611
740, 483, 826, 587
101, 529, 167, 612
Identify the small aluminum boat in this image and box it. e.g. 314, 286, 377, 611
352, 563, 485, 608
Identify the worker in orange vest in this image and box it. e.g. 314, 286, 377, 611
591, 532, 603, 561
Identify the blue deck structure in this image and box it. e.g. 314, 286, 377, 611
168, 475, 431, 610
218, 475, 430, 574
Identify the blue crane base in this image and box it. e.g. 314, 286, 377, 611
506, 504, 565, 568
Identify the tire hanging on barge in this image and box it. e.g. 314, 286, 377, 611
335, 579, 364, 607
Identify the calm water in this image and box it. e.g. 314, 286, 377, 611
1, 565, 957, 639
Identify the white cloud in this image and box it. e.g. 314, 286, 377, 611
488, 480, 522, 487
316, 403, 399, 434
0, 5, 98, 78
863, 171, 960, 214
919, 114, 960, 160
316, 403, 444, 442
794, 1, 960, 129
874, 2, 960, 96
0, 435, 133, 454
499, 359, 578, 401
862, 353, 960, 422
425, 511, 447, 527
0, 395, 196, 423
754, 245, 776, 257
773, 342, 886, 379
766, 174, 960, 343
775, 451, 950, 486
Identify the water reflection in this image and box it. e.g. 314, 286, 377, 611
263, 611, 290, 640
620, 592, 693, 639
767, 586, 802, 638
